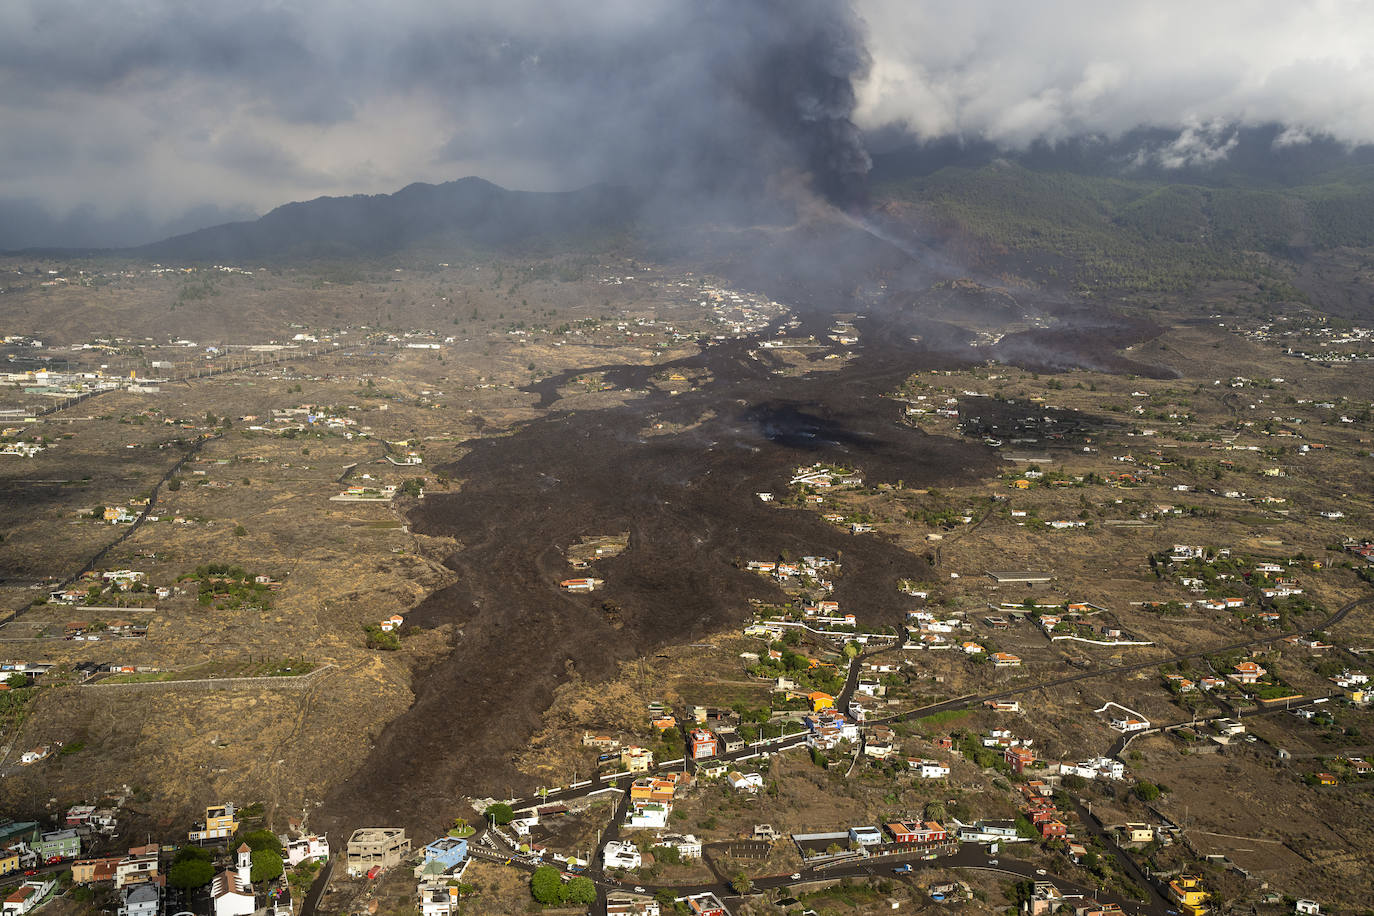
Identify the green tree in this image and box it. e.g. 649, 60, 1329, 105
250, 849, 284, 883
486, 802, 515, 826
239, 829, 284, 853
529, 865, 564, 905
730, 871, 752, 895
564, 876, 596, 905
167, 859, 215, 889
650, 845, 681, 866
173, 845, 212, 864
1134, 781, 1161, 803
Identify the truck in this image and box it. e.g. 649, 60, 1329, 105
892, 864, 913, 875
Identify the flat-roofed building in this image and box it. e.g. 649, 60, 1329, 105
345, 828, 409, 876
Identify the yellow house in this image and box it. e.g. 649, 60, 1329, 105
1168, 875, 1208, 916
807, 691, 835, 712
0, 848, 18, 876
188, 803, 240, 842
1013, 479, 1031, 490
620, 746, 654, 774
1124, 823, 1154, 843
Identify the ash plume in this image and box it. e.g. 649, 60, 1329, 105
710, 0, 873, 205
0, 0, 875, 248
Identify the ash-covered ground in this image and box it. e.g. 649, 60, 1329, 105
315, 219, 1161, 837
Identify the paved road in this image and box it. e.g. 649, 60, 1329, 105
1067, 798, 1172, 915
511, 842, 1156, 915
1107, 692, 1340, 758
868, 592, 1374, 732
499, 590, 1372, 816
474, 590, 1371, 913
296, 856, 334, 916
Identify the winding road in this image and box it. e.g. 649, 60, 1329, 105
452, 587, 1370, 913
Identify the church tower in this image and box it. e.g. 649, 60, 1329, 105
236, 842, 252, 887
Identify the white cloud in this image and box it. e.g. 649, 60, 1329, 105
854, 0, 1374, 149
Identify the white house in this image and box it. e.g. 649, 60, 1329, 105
909, 759, 951, 779
285, 835, 330, 867
727, 771, 764, 792
1059, 757, 1126, 781
2, 879, 54, 916
118, 884, 160, 916
1110, 715, 1151, 733
626, 804, 669, 830
848, 826, 883, 846
418, 879, 459, 916
657, 834, 701, 860
603, 840, 641, 870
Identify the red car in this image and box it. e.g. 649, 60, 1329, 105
22, 869, 37, 876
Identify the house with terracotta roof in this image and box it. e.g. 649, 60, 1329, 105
884, 821, 948, 846
1231, 662, 1266, 684
71, 856, 120, 884
1005, 746, 1036, 774
3, 879, 53, 916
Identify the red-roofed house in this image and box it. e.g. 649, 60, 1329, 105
1005, 746, 1035, 774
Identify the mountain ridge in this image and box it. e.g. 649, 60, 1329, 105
127, 177, 638, 262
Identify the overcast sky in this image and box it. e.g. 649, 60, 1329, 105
3, 0, 1373, 248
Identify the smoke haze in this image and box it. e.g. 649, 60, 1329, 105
2, 0, 1372, 247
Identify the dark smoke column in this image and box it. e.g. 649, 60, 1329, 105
703, 0, 873, 205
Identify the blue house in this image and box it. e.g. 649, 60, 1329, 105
418, 837, 468, 876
